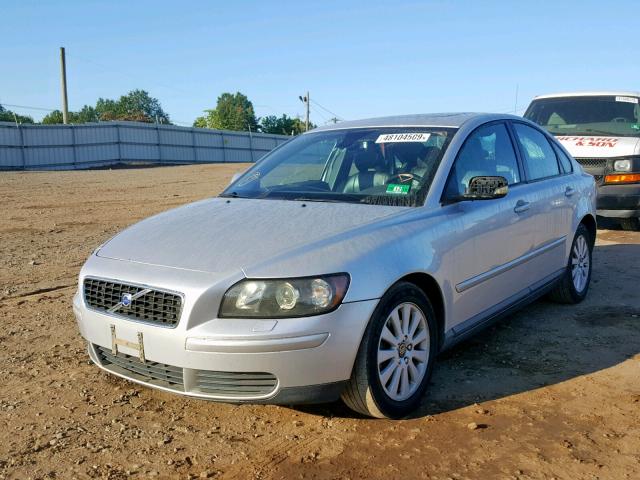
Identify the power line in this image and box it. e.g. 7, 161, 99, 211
309, 104, 329, 123
0, 103, 58, 112
310, 99, 343, 120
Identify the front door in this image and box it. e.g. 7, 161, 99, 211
441, 122, 540, 332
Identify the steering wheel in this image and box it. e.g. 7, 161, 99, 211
386, 172, 424, 186
612, 117, 628, 123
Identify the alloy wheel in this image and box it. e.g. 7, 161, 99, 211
377, 302, 430, 401
571, 234, 590, 293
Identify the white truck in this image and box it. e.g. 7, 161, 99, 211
524, 91, 640, 230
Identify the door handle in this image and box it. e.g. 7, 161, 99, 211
565, 186, 576, 197
514, 199, 530, 214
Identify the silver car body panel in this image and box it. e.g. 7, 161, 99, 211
74, 113, 597, 402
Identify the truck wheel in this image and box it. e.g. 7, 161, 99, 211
620, 217, 640, 231
341, 282, 437, 418
548, 224, 592, 304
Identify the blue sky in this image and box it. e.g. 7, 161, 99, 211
2, 0, 639, 126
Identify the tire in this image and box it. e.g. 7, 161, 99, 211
548, 224, 593, 304
341, 282, 438, 418
620, 217, 640, 231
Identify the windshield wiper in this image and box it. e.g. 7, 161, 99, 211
291, 196, 346, 203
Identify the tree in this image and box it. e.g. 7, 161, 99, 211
96, 90, 170, 123
42, 106, 100, 124
40, 90, 168, 124
195, 92, 258, 131
259, 114, 297, 135
0, 104, 34, 124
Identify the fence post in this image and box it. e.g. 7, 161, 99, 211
18, 123, 26, 169
156, 123, 162, 164
116, 123, 122, 163
191, 127, 197, 163
70, 124, 77, 169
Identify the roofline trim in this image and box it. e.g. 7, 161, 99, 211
304, 124, 460, 134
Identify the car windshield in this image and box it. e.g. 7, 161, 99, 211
524, 95, 640, 137
221, 127, 455, 206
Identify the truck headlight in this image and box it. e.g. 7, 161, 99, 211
613, 159, 632, 172
219, 274, 350, 318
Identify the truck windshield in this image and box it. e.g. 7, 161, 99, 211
221, 127, 455, 207
524, 95, 640, 137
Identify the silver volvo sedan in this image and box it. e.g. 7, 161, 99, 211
73, 113, 597, 418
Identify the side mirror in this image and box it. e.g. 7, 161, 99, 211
463, 176, 509, 200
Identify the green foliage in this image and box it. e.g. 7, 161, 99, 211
259, 114, 302, 135
0, 104, 34, 124
258, 114, 316, 135
40, 90, 169, 124
42, 106, 99, 124
96, 89, 170, 123
196, 92, 258, 131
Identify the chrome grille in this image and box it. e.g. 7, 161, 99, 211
95, 345, 184, 389
83, 278, 182, 327
193, 370, 277, 397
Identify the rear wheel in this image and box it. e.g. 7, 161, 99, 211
548, 224, 592, 304
341, 282, 437, 418
620, 217, 640, 231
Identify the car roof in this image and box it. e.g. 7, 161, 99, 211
309, 112, 520, 133
532, 90, 640, 100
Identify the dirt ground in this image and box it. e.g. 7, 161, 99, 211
1, 164, 639, 480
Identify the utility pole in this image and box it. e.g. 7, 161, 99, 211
298, 92, 310, 131
60, 47, 69, 124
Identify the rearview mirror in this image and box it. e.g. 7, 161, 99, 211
463, 176, 509, 200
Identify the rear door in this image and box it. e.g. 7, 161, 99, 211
510, 121, 573, 280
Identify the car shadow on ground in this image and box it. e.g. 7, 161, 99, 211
296, 243, 640, 420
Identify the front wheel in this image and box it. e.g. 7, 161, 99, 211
548, 224, 593, 304
620, 217, 640, 231
341, 282, 437, 418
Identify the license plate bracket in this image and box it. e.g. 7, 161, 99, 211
110, 325, 145, 363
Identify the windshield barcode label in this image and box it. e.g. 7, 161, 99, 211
615, 96, 638, 104
375, 133, 431, 143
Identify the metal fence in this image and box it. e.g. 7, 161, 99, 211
0, 121, 290, 170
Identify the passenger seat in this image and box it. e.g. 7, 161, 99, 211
342, 145, 389, 193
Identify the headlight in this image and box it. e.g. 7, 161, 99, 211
613, 159, 632, 172
219, 274, 350, 318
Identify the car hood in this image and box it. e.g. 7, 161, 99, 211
555, 135, 640, 158
97, 197, 408, 274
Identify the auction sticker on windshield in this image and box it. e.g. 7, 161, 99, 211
615, 96, 638, 104
376, 133, 431, 143
386, 184, 411, 195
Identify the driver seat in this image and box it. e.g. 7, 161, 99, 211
342, 145, 389, 193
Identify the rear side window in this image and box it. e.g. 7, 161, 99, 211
553, 144, 573, 173
512, 123, 560, 180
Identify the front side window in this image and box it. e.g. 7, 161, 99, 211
513, 123, 560, 180
524, 95, 640, 137
222, 127, 455, 206
445, 123, 520, 197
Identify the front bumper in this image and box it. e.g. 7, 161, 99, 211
596, 183, 640, 218
73, 291, 377, 404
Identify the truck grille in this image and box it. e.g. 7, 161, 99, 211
83, 278, 182, 327
575, 157, 607, 169
193, 370, 278, 397
95, 345, 184, 389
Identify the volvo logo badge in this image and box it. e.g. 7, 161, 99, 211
121, 293, 133, 308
